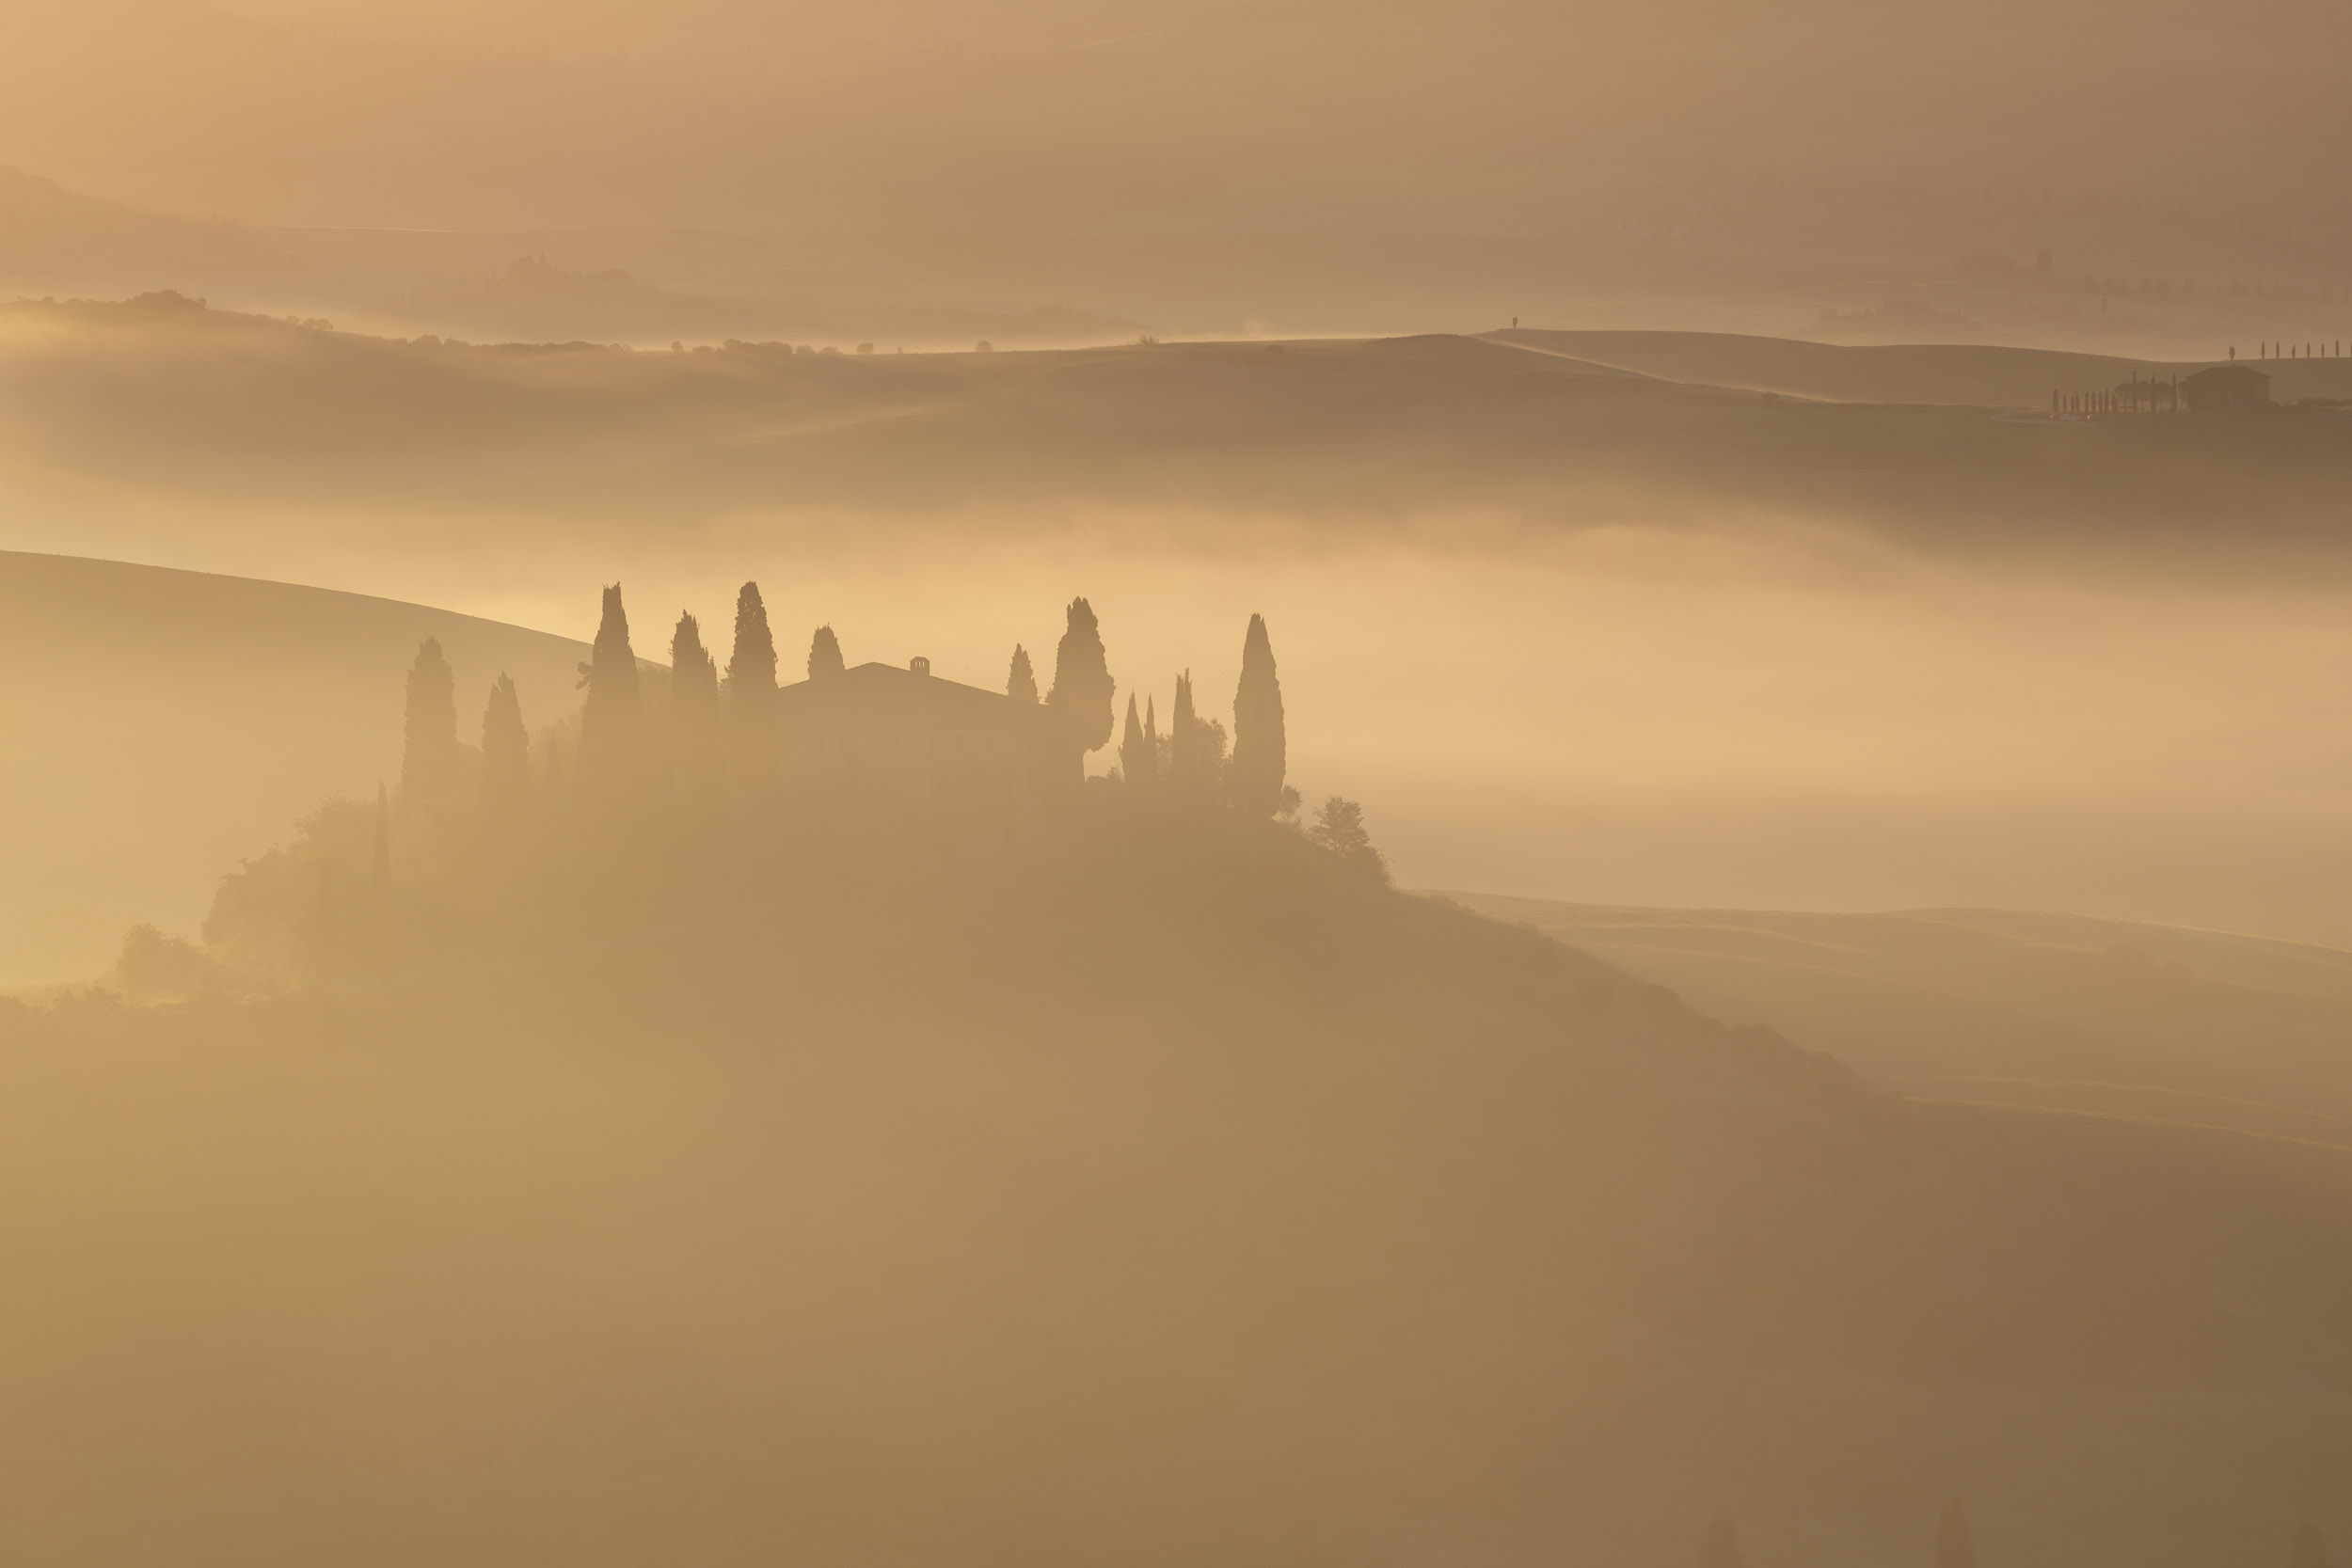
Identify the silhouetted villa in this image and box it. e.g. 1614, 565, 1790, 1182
775, 657, 1064, 802
2185, 363, 2271, 413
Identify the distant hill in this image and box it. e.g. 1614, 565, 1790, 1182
0, 551, 591, 984
389, 253, 1138, 349
1486, 327, 2352, 408
0, 165, 284, 292
7, 300, 2349, 560
1441, 893, 2352, 1137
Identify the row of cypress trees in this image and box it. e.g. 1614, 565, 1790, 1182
401, 583, 1290, 821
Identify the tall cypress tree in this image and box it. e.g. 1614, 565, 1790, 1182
1933, 1499, 1978, 1568
1168, 671, 1207, 800
1007, 644, 1039, 702
479, 673, 531, 820
1046, 596, 1115, 755
580, 582, 643, 796
1228, 612, 1286, 816
400, 637, 459, 806
1119, 693, 1154, 793
670, 611, 719, 788
808, 624, 845, 680
728, 582, 778, 718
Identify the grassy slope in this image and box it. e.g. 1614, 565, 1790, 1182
0, 550, 591, 982
1487, 327, 2352, 407
1439, 892, 2352, 1134
0, 837, 2346, 1566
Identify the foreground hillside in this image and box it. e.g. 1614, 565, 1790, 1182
1445, 895, 2352, 1141
1, 830, 2346, 1568
0, 551, 590, 983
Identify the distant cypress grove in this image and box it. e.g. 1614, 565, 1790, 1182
196, 582, 1386, 987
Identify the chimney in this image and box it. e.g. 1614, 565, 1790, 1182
910, 656, 930, 676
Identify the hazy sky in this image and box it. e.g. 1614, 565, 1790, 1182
10, 0, 2352, 246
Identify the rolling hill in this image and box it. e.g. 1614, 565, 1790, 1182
1440, 893, 2352, 1140
6, 298, 2350, 564
0, 550, 593, 983
1487, 327, 2352, 408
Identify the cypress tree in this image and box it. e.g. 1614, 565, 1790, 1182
1145, 694, 1159, 769
400, 637, 459, 806
580, 583, 642, 794
1228, 612, 1286, 816
1696, 1513, 1743, 1568
1168, 671, 1207, 800
727, 582, 778, 717
479, 673, 531, 819
1119, 693, 1154, 793
808, 624, 845, 681
1007, 644, 1039, 702
2291, 1523, 2329, 1568
670, 611, 719, 789
1046, 596, 1116, 755
1933, 1499, 1978, 1568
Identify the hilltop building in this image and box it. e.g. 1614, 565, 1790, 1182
2184, 364, 2271, 413
773, 657, 1065, 804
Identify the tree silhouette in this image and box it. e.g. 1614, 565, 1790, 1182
400, 637, 459, 806
1934, 1498, 1978, 1568
728, 582, 778, 715
2292, 1523, 2330, 1568
479, 673, 531, 820
1120, 693, 1154, 793
808, 624, 846, 681
1008, 644, 1039, 702
580, 583, 642, 794
1696, 1513, 1743, 1568
1229, 612, 1286, 816
1168, 672, 1206, 800
669, 612, 719, 788
1046, 596, 1115, 755
1307, 796, 1387, 881
725, 582, 779, 780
